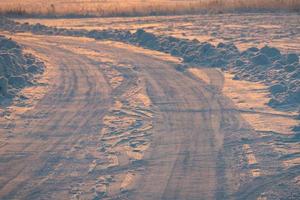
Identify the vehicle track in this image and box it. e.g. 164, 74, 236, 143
0, 36, 112, 199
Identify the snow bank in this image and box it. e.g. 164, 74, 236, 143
0, 34, 44, 101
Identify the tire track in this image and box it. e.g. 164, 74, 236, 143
0, 36, 112, 199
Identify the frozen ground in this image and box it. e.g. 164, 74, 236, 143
0, 13, 299, 200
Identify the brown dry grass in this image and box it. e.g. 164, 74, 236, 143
0, 0, 299, 17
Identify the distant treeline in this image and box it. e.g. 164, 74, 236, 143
0, 0, 299, 18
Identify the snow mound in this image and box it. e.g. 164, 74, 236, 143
0, 35, 44, 101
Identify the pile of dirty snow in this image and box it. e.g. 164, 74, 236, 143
230, 46, 299, 109
0, 35, 44, 102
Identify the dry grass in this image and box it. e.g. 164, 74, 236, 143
0, 0, 299, 18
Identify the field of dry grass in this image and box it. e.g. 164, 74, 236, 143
0, 0, 299, 17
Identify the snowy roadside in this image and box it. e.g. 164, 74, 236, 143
0, 17, 299, 133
